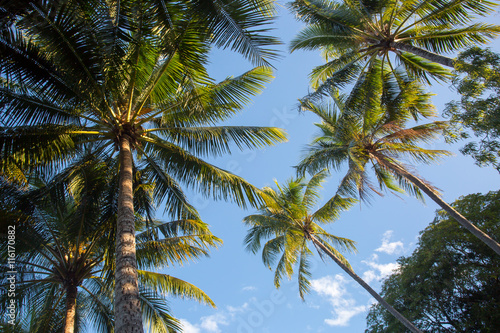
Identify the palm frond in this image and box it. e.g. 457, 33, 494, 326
138, 271, 215, 307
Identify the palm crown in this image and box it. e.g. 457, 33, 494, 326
289, 0, 500, 91
297, 95, 450, 203
244, 171, 356, 299
297, 70, 500, 255
0, 0, 286, 207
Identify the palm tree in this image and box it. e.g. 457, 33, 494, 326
295, 87, 500, 255
0, 1, 285, 331
0, 157, 220, 333
289, 0, 500, 92
243, 171, 423, 333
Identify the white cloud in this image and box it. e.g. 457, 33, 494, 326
375, 230, 404, 255
362, 254, 400, 283
180, 313, 230, 333
310, 275, 369, 327
227, 302, 249, 314
324, 305, 368, 327
361, 270, 378, 284
180, 319, 201, 333
199, 313, 229, 333
242, 286, 257, 292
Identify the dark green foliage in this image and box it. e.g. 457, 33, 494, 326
445, 47, 500, 172
0, 154, 219, 332
365, 191, 500, 332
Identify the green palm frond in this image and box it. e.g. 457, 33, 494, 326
312, 235, 353, 271
139, 136, 267, 209
148, 126, 286, 158
297, 243, 313, 300
139, 288, 181, 333
182, 0, 280, 66
302, 169, 329, 209
138, 271, 215, 308
406, 24, 500, 54
311, 194, 357, 223
397, 52, 452, 84
153, 66, 276, 127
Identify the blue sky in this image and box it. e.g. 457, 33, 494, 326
159, 5, 500, 333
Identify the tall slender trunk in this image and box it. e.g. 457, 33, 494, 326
115, 136, 144, 333
386, 160, 500, 256
310, 235, 423, 333
392, 42, 455, 68
63, 284, 78, 333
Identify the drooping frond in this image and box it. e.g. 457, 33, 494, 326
138, 271, 216, 308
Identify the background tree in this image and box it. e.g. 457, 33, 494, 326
289, 0, 500, 99
243, 171, 422, 333
0, 1, 285, 331
365, 190, 500, 333
444, 47, 500, 172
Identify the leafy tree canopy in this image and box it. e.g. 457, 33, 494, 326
444, 47, 500, 172
365, 190, 500, 332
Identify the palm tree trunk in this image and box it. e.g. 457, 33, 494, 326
115, 136, 144, 333
386, 160, 500, 256
310, 235, 423, 333
392, 42, 455, 68
63, 284, 78, 333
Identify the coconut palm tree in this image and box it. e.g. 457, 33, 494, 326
0, 1, 285, 331
289, 0, 500, 94
295, 86, 500, 255
0, 156, 220, 333
243, 171, 423, 333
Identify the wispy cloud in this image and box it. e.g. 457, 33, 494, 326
199, 313, 229, 333
180, 319, 201, 333
179, 291, 286, 333
242, 285, 257, 292
362, 254, 400, 283
310, 275, 369, 327
375, 230, 404, 255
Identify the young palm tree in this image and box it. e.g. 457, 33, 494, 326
0, 1, 285, 331
243, 171, 423, 333
296, 89, 500, 255
289, 0, 500, 91
0, 158, 220, 333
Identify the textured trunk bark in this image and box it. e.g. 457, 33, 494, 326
310, 236, 423, 333
392, 42, 455, 68
386, 160, 500, 256
115, 136, 144, 333
63, 284, 78, 333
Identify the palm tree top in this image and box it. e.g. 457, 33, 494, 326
296, 80, 452, 203
244, 171, 357, 299
289, 0, 500, 89
0, 0, 288, 212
